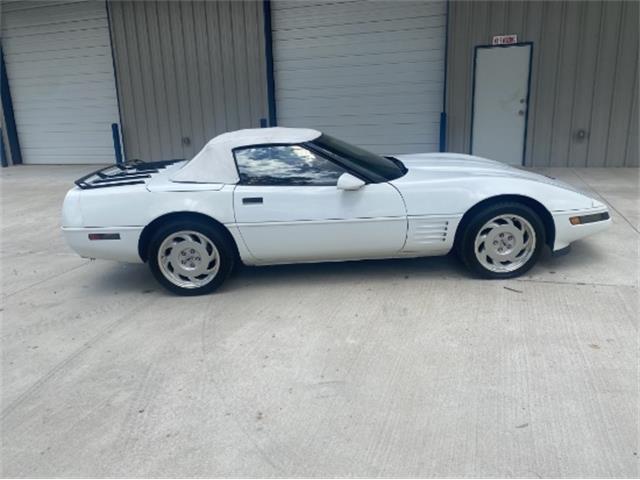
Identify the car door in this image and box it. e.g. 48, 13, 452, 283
232, 144, 407, 263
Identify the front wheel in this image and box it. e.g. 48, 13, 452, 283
456, 202, 545, 279
148, 220, 234, 295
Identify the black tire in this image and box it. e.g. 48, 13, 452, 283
148, 219, 235, 295
456, 202, 545, 279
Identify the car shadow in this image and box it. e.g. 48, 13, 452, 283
225, 254, 469, 292
92, 254, 469, 296
92, 242, 606, 297
537, 240, 608, 269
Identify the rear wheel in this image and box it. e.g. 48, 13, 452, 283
148, 220, 234, 295
457, 202, 545, 279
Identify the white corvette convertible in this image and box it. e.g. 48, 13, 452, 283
62, 127, 610, 295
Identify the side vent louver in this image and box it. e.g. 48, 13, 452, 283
413, 219, 449, 244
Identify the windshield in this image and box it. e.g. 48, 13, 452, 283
309, 133, 406, 182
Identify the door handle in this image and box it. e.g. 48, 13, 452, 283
242, 197, 263, 205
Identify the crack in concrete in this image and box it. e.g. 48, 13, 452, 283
515, 277, 637, 289
1, 261, 91, 300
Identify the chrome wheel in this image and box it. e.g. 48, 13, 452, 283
473, 214, 536, 273
157, 230, 220, 289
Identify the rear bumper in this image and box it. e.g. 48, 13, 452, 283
552, 207, 611, 251
61, 226, 144, 263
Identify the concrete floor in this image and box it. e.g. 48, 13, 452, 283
1, 165, 638, 478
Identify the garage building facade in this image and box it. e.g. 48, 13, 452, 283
2, 0, 120, 164
1, 0, 638, 168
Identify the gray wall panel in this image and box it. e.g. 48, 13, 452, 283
625, 67, 638, 167
446, 1, 639, 167
521, 0, 543, 164
108, 0, 268, 161
605, 0, 638, 167
272, 0, 446, 154
567, 1, 602, 167
444, 0, 471, 153
549, 1, 580, 167
586, 1, 622, 167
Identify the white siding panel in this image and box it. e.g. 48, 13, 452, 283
272, 0, 446, 154
3, 1, 119, 164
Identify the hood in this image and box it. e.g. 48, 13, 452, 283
393, 152, 583, 193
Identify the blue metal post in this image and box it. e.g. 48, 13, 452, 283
1, 129, 7, 167
1, 48, 22, 165
263, 0, 277, 126
439, 112, 447, 152
111, 123, 124, 165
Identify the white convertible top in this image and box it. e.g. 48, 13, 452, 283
170, 127, 321, 184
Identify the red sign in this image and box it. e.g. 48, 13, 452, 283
492, 34, 518, 45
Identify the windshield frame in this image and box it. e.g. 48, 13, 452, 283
305, 133, 406, 183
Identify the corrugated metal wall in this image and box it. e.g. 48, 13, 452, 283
271, 0, 447, 155
3, 0, 120, 164
108, 0, 268, 162
446, 0, 638, 167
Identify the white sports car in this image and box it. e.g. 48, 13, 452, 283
62, 127, 610, 295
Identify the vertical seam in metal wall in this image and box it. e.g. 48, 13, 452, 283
563, 5, 584, 167
263, 0, 277, 126
238, 2, 255, 127
567, 3, 586, 167
168, 2, 186, 157
189, 2, 207, 142
622, 52, 638, 166
603, 6, 626, 166
584, 2, 605, 167
240, 1, 254, 125
105, 0, 126, 163
239, 2, 253, 125
119, 3, 142, 159
210, 1, 228, 128
152, 1, 174, 157
548, 2, 566, 166
144, 1, 163, 157
132, 3, 153, 158
202, 4, 218, 134
177, 3, 194, 149
586, 3, 607, 167
528, 0, 544, 166
227, 4, 240, 127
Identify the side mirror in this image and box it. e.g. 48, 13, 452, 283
336, 172, 365, 191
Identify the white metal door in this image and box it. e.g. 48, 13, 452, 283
233, 184, 407, 263
271, 0, 446, 155
471, 44, 532, 166
2, 1, 120, 164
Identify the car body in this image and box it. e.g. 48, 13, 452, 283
62, 127, 610, 295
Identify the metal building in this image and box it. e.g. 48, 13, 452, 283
1, 0, 638, 168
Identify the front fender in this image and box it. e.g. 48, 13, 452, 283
395, 176, 595, 216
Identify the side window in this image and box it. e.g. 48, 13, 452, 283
234, 145, 347, 186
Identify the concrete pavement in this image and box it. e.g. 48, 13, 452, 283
1, 166, 638, 477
